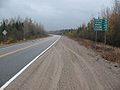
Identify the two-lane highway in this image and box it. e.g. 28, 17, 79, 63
0, 35, 60, 87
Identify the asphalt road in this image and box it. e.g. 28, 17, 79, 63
0, 35, 60, 87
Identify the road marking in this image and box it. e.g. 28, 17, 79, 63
0, 38, 53, 58
0, 36, 61, 90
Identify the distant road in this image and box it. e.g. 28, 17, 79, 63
0, 35, 60, 87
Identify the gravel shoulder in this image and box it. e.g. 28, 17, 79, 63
4, 36, 120, 90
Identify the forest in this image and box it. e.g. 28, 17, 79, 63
0, 17, 47, 44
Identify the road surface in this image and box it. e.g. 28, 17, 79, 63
0, 35, 60, 87
3, 36, 120, 90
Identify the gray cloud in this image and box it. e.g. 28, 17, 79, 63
0, 0, 9, 7
0, 0, 112, 30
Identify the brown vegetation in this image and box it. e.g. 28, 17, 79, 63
70, 37, 120, 64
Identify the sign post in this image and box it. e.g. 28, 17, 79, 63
104, 31, 106, 51
95, 31, 97, 52
94, 19, 108, 52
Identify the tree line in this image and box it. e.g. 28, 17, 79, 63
48, 29, 74, 35
71, 0, 120, 47
0, 17, 47, 44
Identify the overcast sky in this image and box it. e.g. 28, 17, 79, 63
0, 0, 112, 31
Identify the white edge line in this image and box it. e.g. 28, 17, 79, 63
0, 36, 61, 90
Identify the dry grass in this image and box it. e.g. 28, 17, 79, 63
70, 37, 120, 64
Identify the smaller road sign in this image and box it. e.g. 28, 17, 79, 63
2, 30, 7, 36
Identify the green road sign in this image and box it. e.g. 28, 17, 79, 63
94, 19, 108, 31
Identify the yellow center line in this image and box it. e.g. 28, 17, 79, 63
0, 38, 52, 58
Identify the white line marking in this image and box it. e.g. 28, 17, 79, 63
0, 36, 61, 90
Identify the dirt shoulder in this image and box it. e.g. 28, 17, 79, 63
5, 36, 120, 90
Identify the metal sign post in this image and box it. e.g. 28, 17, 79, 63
95, 31, 97, 52
103, 20, 108, 51
104, 31, 106, 51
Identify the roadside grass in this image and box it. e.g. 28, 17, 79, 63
69, 37, 120, 64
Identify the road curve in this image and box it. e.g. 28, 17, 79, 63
0, 35, 60, 87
